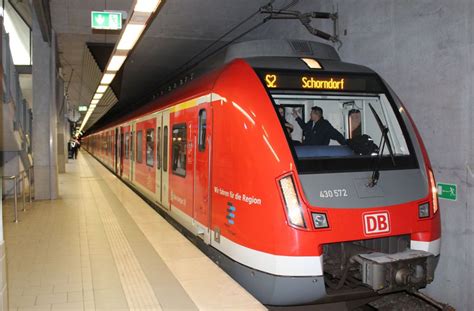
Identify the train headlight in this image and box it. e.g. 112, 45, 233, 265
279, 175, 306, 228
418, 203, 430, 219
428, 169, 439, 214
312, 213, 329, 229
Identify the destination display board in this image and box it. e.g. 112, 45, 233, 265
258, 71, 384, 93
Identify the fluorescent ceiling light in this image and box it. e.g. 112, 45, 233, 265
91, 99, 99, 105
107, 55, 127, 72
93, 93, 103, 100
101, 73, 116, 85
117, 24, 146, 50
134, 0, 161, 13
97, 85, 108, 93
301, 58, 322, 69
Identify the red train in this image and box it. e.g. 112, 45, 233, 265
83, 40, 441, 306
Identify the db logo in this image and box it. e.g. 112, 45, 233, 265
363, 211, 390, 235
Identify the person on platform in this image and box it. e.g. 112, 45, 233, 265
70, 139, 80, 159
292, 106, 346, 146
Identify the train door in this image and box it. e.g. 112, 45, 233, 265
130, 122, 136, 181
119, 128, 124, 177
115, 128, 119, 174
122, 126, 131, 180
193, 105, 212, 242
161, 110, 170, 210
155, 113, 163, 205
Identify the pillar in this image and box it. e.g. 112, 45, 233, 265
57, 78, 66, 174
31, 9, 58, 200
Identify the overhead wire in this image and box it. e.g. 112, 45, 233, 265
171, 2, 272, 75
159, 0, 299, 91
278, 0, 299, 12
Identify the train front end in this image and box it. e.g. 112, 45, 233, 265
252, 57, 440, 304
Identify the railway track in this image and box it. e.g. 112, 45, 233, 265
268, 291, 454, 311
363, 291, 454, 311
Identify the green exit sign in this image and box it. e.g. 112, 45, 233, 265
437, 182, 457, 201
91, 11, 122, 30
78, 106, 88, 112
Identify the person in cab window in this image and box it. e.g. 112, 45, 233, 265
286, 125, 302, 146
348, 109, 362, 138
293, 106, 346, 146
278, 106, 294, 133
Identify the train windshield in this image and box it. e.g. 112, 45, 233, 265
260, 71, 418, 173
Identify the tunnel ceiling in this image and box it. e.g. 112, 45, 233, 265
50, 0, 321, 132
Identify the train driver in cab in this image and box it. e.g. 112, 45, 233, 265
292, 106, 346, 146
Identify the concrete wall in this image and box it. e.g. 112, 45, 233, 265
254, 0, 474, 309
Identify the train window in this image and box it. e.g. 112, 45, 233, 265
120, 133, 124, 159
163, 126, 168, 172
111, 134, 114, 154
172, 124, 186, 177
273, 93, 416, 173
136, 130, 143, 163
125, 133, 129, 159
146, 129, 154, 167
103, 135, 107, 154
157, 127, 161, 170
198, 109, 206, 151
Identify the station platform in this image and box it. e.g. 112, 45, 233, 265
3, 152, 265, 311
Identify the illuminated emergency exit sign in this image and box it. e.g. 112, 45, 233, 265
437, 182, 457, 201
91, 11, 122, 30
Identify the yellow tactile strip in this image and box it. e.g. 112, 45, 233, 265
78, 193, 96, 310
89, 179, 162, 311
84, 153, 266, 310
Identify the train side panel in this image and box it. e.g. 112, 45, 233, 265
210, 60, 304, 257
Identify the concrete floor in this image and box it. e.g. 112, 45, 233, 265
3, 152, 264, 310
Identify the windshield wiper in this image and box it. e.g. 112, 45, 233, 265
367, 103, 396, 188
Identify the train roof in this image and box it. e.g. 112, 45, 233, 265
245, 57, 375, 74
192, 39, 375, 82
222, 39, 341, 61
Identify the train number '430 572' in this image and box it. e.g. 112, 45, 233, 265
319, 189, 348, 199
